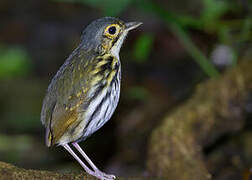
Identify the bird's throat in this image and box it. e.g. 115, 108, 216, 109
110, 31, 128, 60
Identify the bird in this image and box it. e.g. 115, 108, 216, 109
40, 17, 142, 180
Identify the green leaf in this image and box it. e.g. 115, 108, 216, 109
0, 46, 32, 79
133, 33, 154, 63
202, 0, 230, 22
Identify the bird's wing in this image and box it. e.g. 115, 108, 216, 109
41, 47, 94, 146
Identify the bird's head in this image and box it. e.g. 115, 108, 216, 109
80, 17, 142, 57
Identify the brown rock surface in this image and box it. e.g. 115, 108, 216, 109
147, 60, 252, 179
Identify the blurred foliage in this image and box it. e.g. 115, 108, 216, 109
127, 86, 149, 101
0, 134, 37, 165
136, 0, 251, 77
201, 0, 230, 22
0, 46, 32, 79
0, 135, 32, 152
133, 33, 154, 63
241, 18, 252, 42
136, 0, 221, 78
55, 0, 132, 16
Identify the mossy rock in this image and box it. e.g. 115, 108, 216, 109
147, 60, 252, 179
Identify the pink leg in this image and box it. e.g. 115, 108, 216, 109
72, 142, 116, 179
63, 144, 93, 174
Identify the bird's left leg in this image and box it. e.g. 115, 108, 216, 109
72, 142, 116, 179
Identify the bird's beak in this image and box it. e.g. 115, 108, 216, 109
125, 22, 143, 31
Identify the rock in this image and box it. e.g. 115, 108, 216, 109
147, 60, 252, 179
0, 161, 147, 180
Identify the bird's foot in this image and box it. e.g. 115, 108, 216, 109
90, 170, 116, 180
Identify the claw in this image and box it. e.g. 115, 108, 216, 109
94, 170, 116, 180
90, 171, 116, 180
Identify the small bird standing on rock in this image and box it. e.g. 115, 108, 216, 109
40, 17, 142, 180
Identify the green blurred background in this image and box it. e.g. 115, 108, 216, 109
0, 0, 251, 179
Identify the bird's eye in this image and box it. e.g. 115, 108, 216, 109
104, 24, 120, 38
108, 26, 116, 35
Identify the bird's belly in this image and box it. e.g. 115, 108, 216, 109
81, 78, 120, 139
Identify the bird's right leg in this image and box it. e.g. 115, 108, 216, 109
72, 142, 116, 179
63, 144, 93, 174
63, 144, 113, 180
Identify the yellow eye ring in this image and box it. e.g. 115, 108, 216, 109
104, 24, 120, 38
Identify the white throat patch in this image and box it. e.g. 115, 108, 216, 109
110, 31, 128, 60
